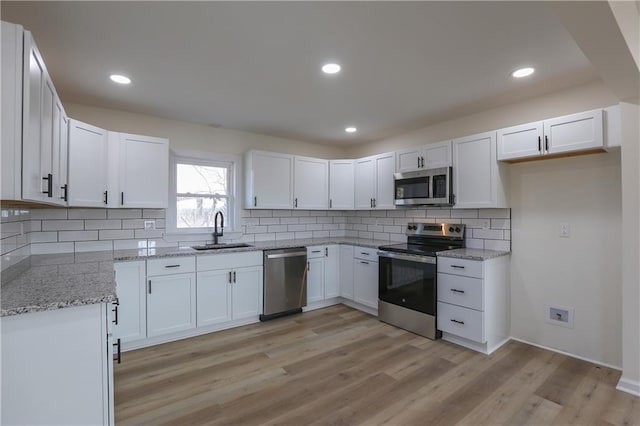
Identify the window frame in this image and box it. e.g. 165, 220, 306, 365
166, 150, 241, 236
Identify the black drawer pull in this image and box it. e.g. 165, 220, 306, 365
113, 338, 121, 364
164, 264, 181, 268
360, 252, 370, 256
104, 190, 108, 204
112, 302, 119, 325
148, 280, 152, 294
311, 250, 322, 253
450, 319, 465, 325
451, 289, 465, 294
360, 261, 369, 265
451, 265, 465, 269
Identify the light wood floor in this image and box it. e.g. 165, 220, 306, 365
115, 305, 639, 425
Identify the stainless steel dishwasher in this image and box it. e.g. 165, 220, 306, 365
260, 247, 307, 321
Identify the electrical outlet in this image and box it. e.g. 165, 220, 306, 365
559, 223, 570, 238
144, 220, 156, 230
544, 304, 574, 328
482, 219, 490, 229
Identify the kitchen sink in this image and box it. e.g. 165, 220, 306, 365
191, 243, 253, 251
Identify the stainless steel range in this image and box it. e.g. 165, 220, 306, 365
378, 222, 465, 339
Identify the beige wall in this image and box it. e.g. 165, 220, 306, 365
64, 103, 347, 159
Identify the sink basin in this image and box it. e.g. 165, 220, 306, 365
191, 243, 253, 251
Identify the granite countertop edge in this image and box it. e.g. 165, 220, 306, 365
1, 294, 117, 317
436, 248, 511, 260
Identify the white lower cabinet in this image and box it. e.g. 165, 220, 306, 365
339, 245, 355, 299
353, 246, 379, 310
146, 257, 196, 338
1, 304, 114, 425
196, 251, 263, 327
436, 255, 510, 354
113, 260, 146, 343
306, 245, 340, 306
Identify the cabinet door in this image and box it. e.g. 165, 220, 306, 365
68, 119, 109, 207
354, 259, 378, 309
424, 140, 452, 168
452, 132, 498, 208
56, 109, 69, 204
497, 121, 543, 161
147, 273, 196, 337
197, 270, 232, 327
118, 133, 169, 208
113, 261, 146, 343
374, 152, 396, 210
324, 245, 340, 299
396, 147, 422, 172
247, 151, 293, 209
544, 109, 603, 154
339, 245, 355, 300
307, 257, 325, 304
231, 266, 263, 320
294, 156, 328, 210
328, 160, 354, 210
22, 32, 47, 203
354, 157, 375, 209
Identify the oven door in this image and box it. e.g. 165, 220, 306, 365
378, 251, 436, 316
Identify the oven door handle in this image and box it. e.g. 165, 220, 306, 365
377, 251, 436, 265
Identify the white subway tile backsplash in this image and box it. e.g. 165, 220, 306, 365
75, 240, 113, 252
299, 217, 317, 224
472, 228, 504, 240
267, 225, 288, 233
368, 225, 384, 233
316, 217, 334, 224
427, 209, 449, 218
280, 217, 299, 225
246, 225, 268, 234
478, 208, 511, 219
385, 210, 406, 218
30, 232, 58, 243
273, 210, 292, 217
306, 224, 323, 231
85, 219, 122, 230
358, 231, 373, 239
30, 220, 42, 232
31, 242, 74, 254
491, 219, 511, 230
484, 239, 511, 251
67, 209, 107, 220
275, 232, 295, 240
99, 230, 135, 240
122, 219, 146, 229
58, 230, 99, 242
251, 210, 273, 218
373, 232, 390, 241
254, 233, 276, 242
465, 239, 484, 249
329, 230, 346, 237
322, 224, 340, 231
31, 209, 68, 220
451, 209, 479, 219
107, 209, 143, 219
0, 236, 17, 255
143, 209, 165, 219
312, 230, 330, 238
134, 229, 164, 239
113, 240, 147, 250
383, 225, 402, 234
42, 220, 84, 231
259, 218, 280, 225
294, 231, 313, 239
287, 224, 306, 232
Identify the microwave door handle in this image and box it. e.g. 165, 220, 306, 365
427, 175, 432, 199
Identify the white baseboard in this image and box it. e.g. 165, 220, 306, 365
510, 337, 622, 371
340, 298, 378, 317
616, 377, 640, 397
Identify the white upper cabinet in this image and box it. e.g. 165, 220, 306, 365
453, 131, 508, 209
396, 141, 452, 172
68, 119, 109, 207
354, 152, 396, 210
245, 150, 293, 209
118, 133, 169, 208
294, 156, 328, 210
328, 160, 354, 210
497, 109, 604, 161
1, 22, 23, 200
21, 31, 67, 206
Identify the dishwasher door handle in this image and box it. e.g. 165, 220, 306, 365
266, 252, 307, 259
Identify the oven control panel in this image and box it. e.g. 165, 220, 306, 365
405, 222, 465, 239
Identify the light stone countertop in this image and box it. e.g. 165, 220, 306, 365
436, 248, 510, 261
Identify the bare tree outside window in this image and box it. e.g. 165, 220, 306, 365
176, 163, 230, 229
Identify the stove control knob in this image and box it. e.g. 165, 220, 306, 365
448, 226, 454, 232
455, 227, 461, 233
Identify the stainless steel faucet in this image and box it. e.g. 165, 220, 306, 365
213, 211, 224, 244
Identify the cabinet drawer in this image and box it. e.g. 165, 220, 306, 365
354, 246, 378, 261
307, 246, 325, 259
437, 273, 484, 310
147, 256, 195, 276
197, 251, 263, 272
437, 302, 485, 343
438, 257, 483, 278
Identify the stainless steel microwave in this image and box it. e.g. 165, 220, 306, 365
393, 167, 453, 206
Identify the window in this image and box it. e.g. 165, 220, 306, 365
168, 153, 238, 234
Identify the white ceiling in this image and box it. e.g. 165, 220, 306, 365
1, 1, 598, 145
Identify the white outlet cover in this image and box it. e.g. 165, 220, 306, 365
544, 303, 574, 328
559, 223, 570, 238
144, 220, 156, 230
482, 219, 490, 229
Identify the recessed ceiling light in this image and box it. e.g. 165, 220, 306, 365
322, 63, 341, 74
110, 74, 131, 84
345, 127, 357, 133
512, 67, 535, 78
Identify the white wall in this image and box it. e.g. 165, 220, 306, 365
64, 103, 347, 159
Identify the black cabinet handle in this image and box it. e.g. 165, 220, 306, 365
451, 288, 465, 294
42, 174, 53, 197
418, 157, 421, 169
311, 250, 322, 253
373, 198, 377, 208
113, 338, 121, 364
421, 157, 425, 168
121, 192, 124, 205
329, 199, 332, 209
360, 252, 370, 256
538, 136, 541, 152
307, 261, 310, 271
148, 280, 152, 294
325, 247, 328, 257
254, 196, 257, 207
545, 135, 549, 151
164, 264, 181, 268
228, 271, 232, 283
294, 198, 298, 208
370, 198, 373, 208
233, 271, 236, 283
450, 319, 465, 325
451, 265, 465, 269
104, 190, 108, 205
360, 261, 369, 265
60, 184, 68, 201
112, 301, 119, 325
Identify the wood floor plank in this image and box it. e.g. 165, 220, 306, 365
114, 305, 638, 426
